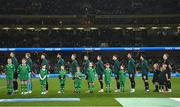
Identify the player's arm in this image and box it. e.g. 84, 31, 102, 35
17, 65, 20, 73
27, 65, 31, 73
13, 65, 15, 73
100, 61, 104, 71
132, 59, 136, 72
4, 65, 7, 75
42, 75, 47, 80
62, 59, 65, 66
165, 73, 169, 81
145, 60, 149, 71
39, 74, 43, 80
75, 60, 79, 67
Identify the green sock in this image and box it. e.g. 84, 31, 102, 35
24, 84, 28, 92
7, 84, 10, 93
9, 84, 13, 93
41, 85, 43, 93
21, 84, 24, 93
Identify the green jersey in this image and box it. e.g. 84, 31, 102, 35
5, 64, 15, 79
18, 64, 30, 80
56, 58, 65, 70
128, 58, 136, 73
26, 58, 33, 71
11, 57, 18, 69
75, 71, 84, 80
58, 70, 67, 79
113, 59, 120, 75
71, 59, 78, 75
83, 59, 90, 74
87, 67, 96, 82
104, 68, 112, 83
39, 69, 48, 79
119, 70, 126, 82
96, 60, 104, 75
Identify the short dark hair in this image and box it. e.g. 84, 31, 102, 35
97, 55, 102, 58
164, 53, 169, 57
140, 54, 146, 59
113, 55, 118, 58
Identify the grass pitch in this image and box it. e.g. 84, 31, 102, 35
0, 77, 180, 106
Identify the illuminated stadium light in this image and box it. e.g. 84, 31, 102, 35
151, 27, 159, 29
16, 27, 23, 30
113, 27, 122, 30
139, 27, 146, 30
65, 27, 73, 30
77, 27, 84, 30
126, 27, 133, 30
27, 27, 35, 30
52, 27, 60, 30
41, 27, 48, 30
90, 27, 97, 30
162, 27, 171, 29
2, 27, 10, 30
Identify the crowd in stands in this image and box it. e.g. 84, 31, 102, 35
0, 0, 179, 15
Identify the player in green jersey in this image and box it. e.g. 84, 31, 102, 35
127, 53, 136, 93
70, 54, 79, 76
112, 55, 121, 92
55, 53, 65, 71
17, 58, 30, 95
25, 53, 33, 94
5, 58, 15, 95
119, 65, 126, 92
41, 54, 49, 93
39, 65, 48, 95
74, 66, 84, 93
87, 62, 96, 93
57, 65, 67, 94
10, 52, 18, 93
82, 55, 90, 92
96, 55, 104, 93
104, 63, 112, 93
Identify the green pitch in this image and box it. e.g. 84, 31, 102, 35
0, 77, 180, 106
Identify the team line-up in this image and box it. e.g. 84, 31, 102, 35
4, 52, 172, 95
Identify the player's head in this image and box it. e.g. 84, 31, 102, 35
105, 63, 110, 68
97, 55, 102, 60
84, 55, 89, 60
127, 53, 132, 59
120, 65, 125, 70
10, 52, 15, 57
89, 62, 94, 67
7, 58, 12, 64
112, 55, 118, 60
42, 64, 46, 69
60, 65, 64, 70
140, 54, 145, 60
76, 66, 81, 72
153, 63, 159, 70
57, 53, 61, 58
25, 53, 31, 58
21, 58, 26, 64
71, 54, 76, 60
41, 53, 46, 59
163, 53, 169, 60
